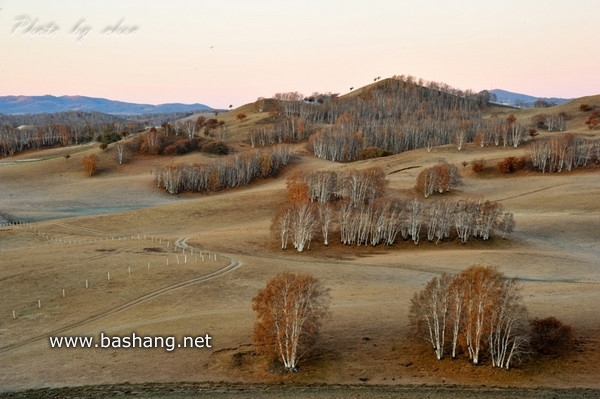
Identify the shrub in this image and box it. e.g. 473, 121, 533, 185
201, 141, 229, 155
164, 138, 201, 155
127, 137, 142, 154
531, 114, 548, 130
358, 146, 386, 160
163, 144, 178, 156
528, 128, 539, 139
471, 159, 485, 173
97, 131, 121, 145
497, 156, 525, 174
585, 110, 600, 130
579, 104, 592, 112
530, 317, 574, 356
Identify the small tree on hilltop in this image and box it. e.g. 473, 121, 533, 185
252, 272, 330, 372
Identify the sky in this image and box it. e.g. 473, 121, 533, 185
1, 0, 598, 109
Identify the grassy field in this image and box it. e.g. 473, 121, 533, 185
0, 99, 599, 395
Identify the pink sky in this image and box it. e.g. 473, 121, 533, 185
1, 1, 599, 109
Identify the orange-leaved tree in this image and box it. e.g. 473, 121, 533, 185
286, 172, 310, 204
252, 272, 330, 371
410, 265, 528, 369
82, 154, 99, 176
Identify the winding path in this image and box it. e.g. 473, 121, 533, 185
0, 254, 241, 354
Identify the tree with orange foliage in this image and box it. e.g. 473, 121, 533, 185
82, 154, 99, 176
258, 152, 273, 177
269, 173, 319, 252
585, 110, 600, 130
415, 163, 461, 198
460, 265, 515, 366
286, 172, 310, 204
411, 265, 528, 368
252, 272, 330, 371
208, 168, 221, 191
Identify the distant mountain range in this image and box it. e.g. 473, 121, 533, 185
0, 89, 573, 115
489, 89, 571, 108
0, 95, 213, 115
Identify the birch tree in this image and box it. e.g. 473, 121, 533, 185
410, 273, 452, 360
460, 265, 503, 365
488, 278, 529, 369
115, 142, 128, 165
448, 275, 464, 358
271, 205, 292, 249
317, 203, 334, 246
252, 273, 330, 372
290, 203, 318, 252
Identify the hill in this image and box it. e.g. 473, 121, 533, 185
0, 95, 213, 115
484, 93, 600, 133
490, 89, 571, 108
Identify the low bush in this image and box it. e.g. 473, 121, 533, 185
358, 147, 385, 160
497, 156, 526, 174
97, 131, 121, 145
202, 141, 229, 155
471, 159, 485, 173
530, 317, 574, 356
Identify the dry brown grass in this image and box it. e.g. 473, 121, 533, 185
0, 108, 599, 394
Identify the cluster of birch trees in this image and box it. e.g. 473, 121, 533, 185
473, 115, 528, 149
273, 167, 514, 251
0, 123, 96, 156
528, 134, 599, 173
155, 145, 290, 194
410, 265, 529, 369
259, 76, 539, 162
338, 198, 514, 246
415, 162, 462, 198
531, 112, 567, 132
249, 116, 311, 147
305, 79, 483, 161
0, 113, 150, 157
296, 167, 388, 206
